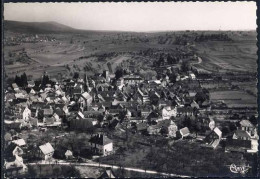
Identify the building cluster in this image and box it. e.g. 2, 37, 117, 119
4, 60, 258, 177
4, 34, 56, 45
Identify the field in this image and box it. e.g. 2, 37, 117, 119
209, 90, 257, 108
4, 23, 257, 80
192, 33, 257, 73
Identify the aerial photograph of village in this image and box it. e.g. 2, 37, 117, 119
2, 2, 259, 178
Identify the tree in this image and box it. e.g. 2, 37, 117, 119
183, 116, 192, 129
42, 74, 50, 87
73, 72, 79, 79
21, 72, 28, 87
228, 122, 237, 132
181, 61, 190, 72
222, 126, 230, 136
115, 68, 124, 80
249, 115, 257, 126
160, 127, 169, 136
97, 114, 104, 123
106, 115, 113, 125
15, 75, 22, 87
195, 91, 207, 104
194, 122, 202, 136
169, 73, 177, 83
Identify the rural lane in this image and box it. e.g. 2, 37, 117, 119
27, 160, 190, 178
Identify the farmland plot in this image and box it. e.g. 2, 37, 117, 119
210, 90, 257, 108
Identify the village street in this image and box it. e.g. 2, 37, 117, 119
27, 160, 190, 178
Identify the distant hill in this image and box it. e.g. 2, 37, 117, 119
4, 20, 76, 34
3, 20, 135, 35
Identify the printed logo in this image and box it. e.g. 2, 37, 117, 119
229, 163, 251, 175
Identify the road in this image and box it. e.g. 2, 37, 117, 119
27, 160, 190, 178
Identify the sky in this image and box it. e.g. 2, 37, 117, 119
4, 2, 257, 32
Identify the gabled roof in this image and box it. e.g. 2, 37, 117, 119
213, 127, 222, 138
177, 107, 193, 113
98, 167, 116, 178
65, 150, 73, 156
157, 119, 171, 128
240, 120, 254, 128
136, 122, 148, 131
82, 92, 92, 100
179, 127, 190, 136
89, 135, 113, 146
12, 139, 26, 147
27, 80, 35, 86
12, 83, 19, 89
39, 142, 54, 155
44, 117, 55, 124
43, 108, 53, 116
234, 130, 251, 139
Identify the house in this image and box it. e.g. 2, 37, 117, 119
5, 121, 23, 131
27, 80, 35, 88
136, 122, 148, 134
189, 73, 196, 80
12, 145, 24, 156
168, 121, 178, 138
43, 108, 54, 117
4, 155, 27, 177
12, 139, 26, 147
116, 78, 124, 87
137, 88, 150, 104
29, 88, 36, 94
123, 74, 143, 85
199, 100, 210, 109
43, 117, 55, 125
53, 113, 62, 122
176, 127, 190, 139
239, 120, 255, 136
89, 134, 113, 156
4, 143, 27, 177
196, 116, 215, 131
158, 99, 171, 109
147, 119, 176, 136
22, 106, 31, 122
190, 100, 200, 109
4, 133, 12, 143
139, 105, 151, 117
78, 92, 93, 109
176, 107, 194, 116
65, 150, 73, 159
147, 125, 161, 135
162, 106, 177, 120
98, 167, 117, 179
109, 118, 119, 129
38, 142, 54, 160
77, 111, 98, 125
149, 91, 160, 105
232, 130, 251, 141
148, 80, 161, 89
12, 83, 19, 91
29, 117, 38, 127
204, 127, 222, 149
